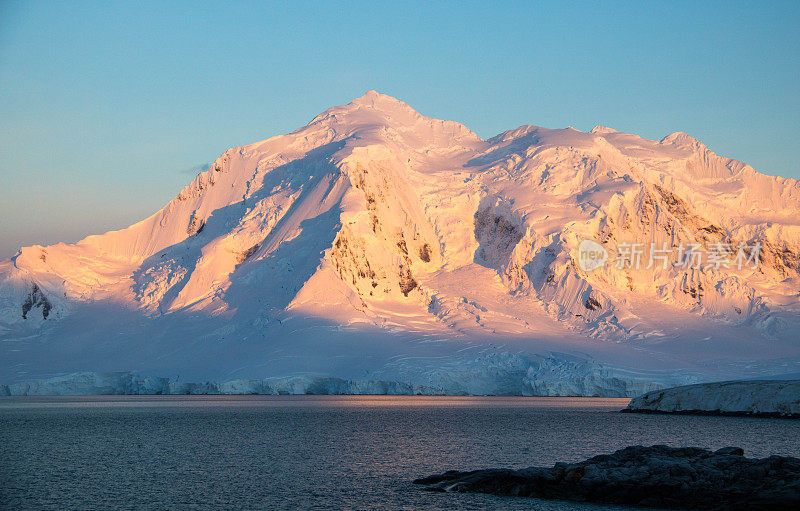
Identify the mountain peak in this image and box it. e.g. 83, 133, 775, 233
302, 91, 481, 147
660, 131, 702, 148
353, 89, 400, 104
347, 90, 416, 114
305, 90, 420, 130
590, 125, 619, 135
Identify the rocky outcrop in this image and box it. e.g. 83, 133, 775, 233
414, 445, 800, 510
21, 283, 51, 320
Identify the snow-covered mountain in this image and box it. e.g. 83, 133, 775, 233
2, 91, 799, 395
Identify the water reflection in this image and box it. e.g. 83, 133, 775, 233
0, 394, 632, 409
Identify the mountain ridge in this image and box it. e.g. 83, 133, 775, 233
2, 91, 799, 395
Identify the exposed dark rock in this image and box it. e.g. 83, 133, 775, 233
584, 297, 601, 310
699, 224, 726, 236
396, 237, 408, 255
21, 283, 52, 320
186, 213, 203, 235
473, 207, 523, 267
761, 240, 799, 278
236, 244, 260, 266
419, 243, 431, 262
414, 445, 800, 510
399, 264, 417, 296
653, 184, 691, 218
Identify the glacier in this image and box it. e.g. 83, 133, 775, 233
1, 91, 799, 395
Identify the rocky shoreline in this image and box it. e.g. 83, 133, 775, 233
414, 445, 800, 510
621, 408, 800, 419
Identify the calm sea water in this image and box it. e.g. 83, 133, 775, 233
2, 396, 800, 510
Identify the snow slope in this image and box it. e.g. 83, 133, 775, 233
2, 91, 799, 395
626, 380, 800, 416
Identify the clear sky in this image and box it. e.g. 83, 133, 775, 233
1, 1, 798, 258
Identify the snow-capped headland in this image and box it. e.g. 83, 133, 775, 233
625, 380, 800, 418
2, 91, 800, 395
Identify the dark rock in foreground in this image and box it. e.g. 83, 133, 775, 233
414, 445, 800, 510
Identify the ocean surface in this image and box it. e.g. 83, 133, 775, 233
2, 396, 800, 510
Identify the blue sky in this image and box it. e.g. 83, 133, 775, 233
1, 0, 798, 258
